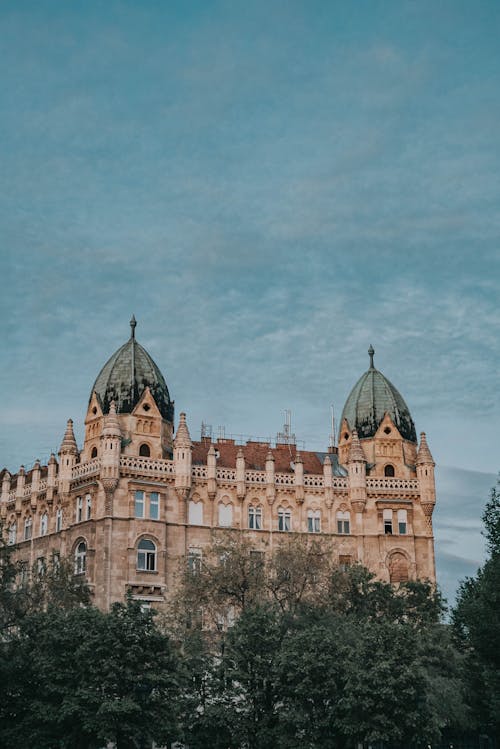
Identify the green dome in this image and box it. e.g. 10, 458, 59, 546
90, 318, 174, 422
340, 346, 416, 443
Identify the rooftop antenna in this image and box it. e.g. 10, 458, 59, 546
201, 422, 213, 440
217, 425, 226, 440
276, 409, 296, 446
329, 404, 336, 449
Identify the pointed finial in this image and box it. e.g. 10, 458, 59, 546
130, 315, 137, 339
368, 345, 375, 369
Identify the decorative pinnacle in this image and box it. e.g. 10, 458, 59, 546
368, 345, 375, 369
130, 315, 137, 339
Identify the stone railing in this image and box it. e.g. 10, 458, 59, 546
192, 465, 207, 479
72, 458, 101, 480
38, 479, 48, 493
245, 470, 267, 485
332, 476, 348, 489
120, 456, 175, 477
304, 475, 324, 488
275, 473, 295, 486
367, 477, 419, 491
217, 467, 236, 481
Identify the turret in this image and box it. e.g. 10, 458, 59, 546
47, 453, 57, 504
236, 447, 246, 500
294, 451, 304, 504
1, 470, 11, 503
416, 432, 436, 528
31, 459, 41, 510
323, 454, 333, 507
15, 465, 25, 515
58, 419, 79, 485
174, 412, 192, 501
347, 430, 367, 513
100, 401, 121, 480
207, 443, 217, 501
265, 449, 275, 505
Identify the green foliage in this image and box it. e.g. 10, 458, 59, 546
452, 476, 500, 735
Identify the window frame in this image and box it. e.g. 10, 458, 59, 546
218, 503, 233, 528
76, 496, 83, 523
187, 547, 202, 575
383, 509, 393, 535
397, 509, 407, 535
248, 505, 263, 530
85, 494, 92, 521
188, 499, 203, 525
307, 509, 321, 533
336, 511, 350, 535
135, 490, 145, 518
149, 492, 159, 520
137, 538, 157, 572
74, 541, 87, 575
55, 507, 63, 532
24, 516, 32, 541
278, 507, 292, 532
8, 521, 17, 545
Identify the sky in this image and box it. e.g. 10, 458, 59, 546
1, 0, 499, 604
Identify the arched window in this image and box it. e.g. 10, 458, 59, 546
307, 509, 321, 533
336, 511, 350, 535
218, 504, 233, 527
139, 443, 150, 457
8, 521, 17, 545
389, 552, 409, 583
189, 500, 203, 525
24, 516, 32, 541
137, 539, 157, 571
74, 541, 87, 574
248, 505, 262, 530
40, 512, 48, 536
91, 447, 98, 459
278, 507, 292, 532
384, 464, 395, 477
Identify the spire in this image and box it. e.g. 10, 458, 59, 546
348, 429, 366, 463
59, 419, 78, 454
174, 412, 192, 448
102, 400, 121, 438
368, 345, 375, 369
130, 315, 137, 339
416, 432, 435, 465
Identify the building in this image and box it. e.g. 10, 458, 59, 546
1, 320, 436, 609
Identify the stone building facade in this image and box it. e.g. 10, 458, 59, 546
1, 321, 437, 610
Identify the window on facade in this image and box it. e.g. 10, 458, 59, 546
85, 494, 92, 521
248, 505, 262, 530
91, 447, 98, 459
37, 556, 46, 577
250, 550, 264, 570
76, 496, 83, 523
137, 539, 157, 571
19, 561, 29, 586
397, 509, 407, 535
139, 443, 150, 457
56, 508, 63, 532
336, 511, 350, 535
384, 464, 395, 477
278, 507, 292, 532
383, 509, 393, 535
8, 522, 17, 545
188, 547, 202, 574
40, 512, 48, 536
307, 509, 321, 533
389, 552, 409, 583
188, 500, 203, 525
24, 517, 32, 541
149, 492, 159, 520
74, 541, 87, 575
52, 551, 60, 571
135, 490, 145, 518
339, 554, 352, 572
218, 504, 233, 527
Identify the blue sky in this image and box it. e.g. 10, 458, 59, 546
1, 1, 499, 603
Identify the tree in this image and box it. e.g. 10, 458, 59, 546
452, 476, 500, 735
0, 597, 181, 749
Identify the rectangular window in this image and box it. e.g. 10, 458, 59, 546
308, 512, 321, 533
337, 512, 350, 534
383, 509, 393, 535
188, 500, 203, 525
250, 550, 264, 570
278, 509, 291, 532
218, 504, 233, 527
149, 492, 159, 520
8, 523, 17, 545
135, 491, 145, 518
24, 518, 32, 541
85, 494, 92, 520
339, 555, 352, 572
248, 506, 262, 530
188, 548, 202, 575
397, 509, 407, 535
37, 557, 46, 577
52, 552, 60, 571
76, 497, 83, 523
56, 508, 62, 532
20, 562, 29, 587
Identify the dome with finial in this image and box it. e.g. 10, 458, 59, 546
340, 346, 417, 443
90, 317, 174, 422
